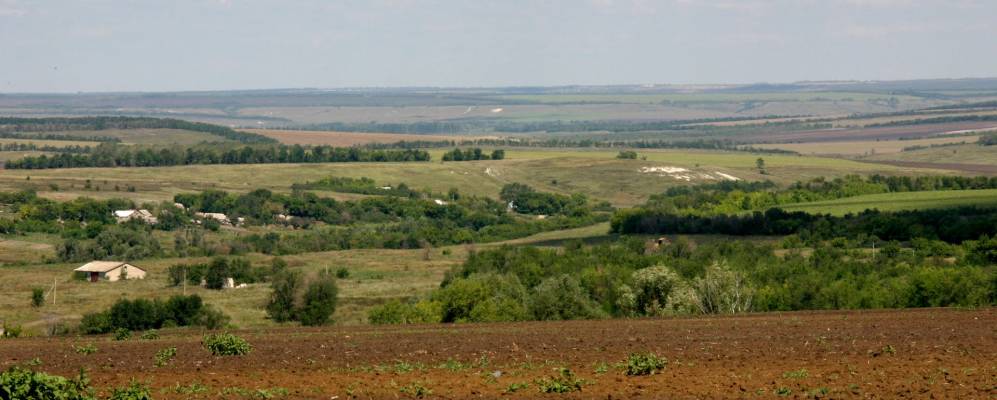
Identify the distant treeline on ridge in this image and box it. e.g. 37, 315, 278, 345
0, 116, 276, 144
3, 144, 430, 169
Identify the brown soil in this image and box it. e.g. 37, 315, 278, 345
750, 121, 997, 143
1, 308, 994, 399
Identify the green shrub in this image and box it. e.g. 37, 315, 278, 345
140, 330, 160, 340
335, 267, 350, 279
79, 312, 111, 334
535, 368, 584, 393
113, 328, 132, 341
267, 269, 340, 326
154, 347, 177, 367
1, 323, 23, 339
73, 343, 97, 355
0, 366, 95, 400
31, 287, 45, 307
108, 379, 153, 400
266, 270, 301, 323
616, 150, 638, 159
621, 352, 667, 376
433, 273, 530, 323
194, 305, 231, 330
529, 274, 605, 321
503, 382, 529, 394
782, 368, 808, 379
298, 270, 339, 326
202, 333, 252, 356
78, 295, 226, 334
367, 300, 442, 325
399, 382, 432, 398
204, 257, 229, 290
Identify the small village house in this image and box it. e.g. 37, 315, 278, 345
74, 261, 147, 282
195, 212, 232, 225
114, 209, 158, 225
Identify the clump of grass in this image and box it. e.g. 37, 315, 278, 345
154, 346, 177, 367
220, 387, 289, 399
202, 333, 252, 356
166, 381, 209, 395
140, 330, 160, 340
782, 368, 808, 379
503, 382, 529, 394
535, 368, 584, 393
108, 379, 152, 400
399, 382, 432, 398
73, 343, 97, 355
392, 360, 424, 373
868, 344, 897, 357
113, 328, 132, 341
620, 352, 667, 376
436, 358, 469, 372
593, 361, 609, 374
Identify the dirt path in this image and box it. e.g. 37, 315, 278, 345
1, 308, 994, 399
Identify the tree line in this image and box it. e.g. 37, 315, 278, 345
291, 176, 421, 198
0, 142, 93, 153
369, 235, 996, 324
441, 148, 505, 161
641, 174, 997, 216
611, 206, 997, 244
3, 143, 431, 169
0, 116, 276, 144
362, 137, 797, 154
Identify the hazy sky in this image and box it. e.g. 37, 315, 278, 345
2, 0, 996, 92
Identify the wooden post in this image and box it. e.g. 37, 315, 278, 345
52, 278, 57, 305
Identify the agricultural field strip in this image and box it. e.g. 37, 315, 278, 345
0, 149, 927, 208
776, 188, 997, 215
0, 308, 992, 398
0, 138, 100, 147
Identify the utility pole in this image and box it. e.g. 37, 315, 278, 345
52, 278, 57, 305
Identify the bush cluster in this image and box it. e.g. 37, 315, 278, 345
370, 235, 997, 324
266, 269, 339, 326
202, 333, 252, 356
79, 295, 229, 334
440, 148, 505, 161
167, 257, 269, 289
0, 366, 94, 400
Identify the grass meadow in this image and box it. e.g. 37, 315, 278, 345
0, 148, 923, 207
777, 188, 997, 215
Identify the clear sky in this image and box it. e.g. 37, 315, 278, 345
1, 0, 995, 93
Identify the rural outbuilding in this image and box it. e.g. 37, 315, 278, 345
74, 261, 146, 282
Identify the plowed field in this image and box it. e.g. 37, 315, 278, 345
1, 308, 994, 399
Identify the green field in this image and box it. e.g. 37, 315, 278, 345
777, 188, 997, 215
0, 220, 624, 330
0, 247, 461, 329
0, 138, 100, 147
865, 143, 997, 166
0, 148, 928, 207
15, 128, 233, 145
